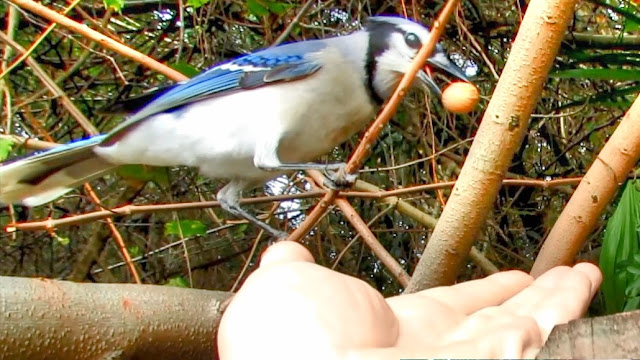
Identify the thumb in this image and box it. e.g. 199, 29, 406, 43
259, 241, 315, 268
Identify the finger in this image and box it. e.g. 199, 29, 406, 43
444, 309, 544, 358
259, 241, 315, 267
573, 262, 603, 295
408, 270, 533, 315
500, 263, 602, 340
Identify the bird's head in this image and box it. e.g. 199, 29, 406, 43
364, 16, 470, 102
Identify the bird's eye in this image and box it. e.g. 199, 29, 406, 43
404, 33, 422, 49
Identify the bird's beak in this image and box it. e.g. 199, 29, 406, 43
417, 54, 470, 99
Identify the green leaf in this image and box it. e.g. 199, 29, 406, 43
246, 0, 269, 16
0, 138, 13, 161
267, 1, 293, 15
54, 234, 70, 246
624, 296, 640, 312
186, 0, 210, 9
234, 223, 248, 236
170, 61, 200, 78
165, 276, 189, 287
600, 180, 640, 313
551, 68, 640, 81
87, 66, 102, 77
128, 246, 141, 258
625, 277, 640, 297
116, 164, 169, 186
103, 0, 125, 12
626, 264, 640, 276
164, 219, 207, 237
624, 18, 640, 32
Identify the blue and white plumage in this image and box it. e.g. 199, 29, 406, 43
0, 16, 469, 238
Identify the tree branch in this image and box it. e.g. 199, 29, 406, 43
0, 276, 231, 359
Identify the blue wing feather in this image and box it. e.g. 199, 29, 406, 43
104, 40, 327, 143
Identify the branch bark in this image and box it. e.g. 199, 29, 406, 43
530, 96, 640, 276
1, 276, 638, 359
405, 0, 579, 291
0, 276, 231, 359
354, 180, 499, 275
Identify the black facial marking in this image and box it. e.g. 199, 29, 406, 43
363, 18, 410, 104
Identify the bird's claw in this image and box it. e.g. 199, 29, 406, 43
322, 163, 346, 171
272, 230, 289, 241
322, 164, 357, 190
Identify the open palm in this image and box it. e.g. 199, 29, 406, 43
218, 242, 600, 359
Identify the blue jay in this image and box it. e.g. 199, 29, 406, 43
0, 16, 468, 238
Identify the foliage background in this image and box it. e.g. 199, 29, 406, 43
0, 0, 637, 305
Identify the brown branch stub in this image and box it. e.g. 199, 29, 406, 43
530, 95, 640, 277
405, 0, 580, 292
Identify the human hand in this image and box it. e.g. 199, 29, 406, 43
218, 241, 601, 359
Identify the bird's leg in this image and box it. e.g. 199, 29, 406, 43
217, 182, 289, 240
256, 161, 346, 172
257, 161, 358, 190
254, 143, 358, 190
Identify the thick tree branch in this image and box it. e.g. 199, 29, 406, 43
406, 0, 579, 291
0, 276, 231, 359
531, 94, 640, 276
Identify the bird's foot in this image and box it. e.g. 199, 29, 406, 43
323, 164, 357, 190
269, 229, 290, 242
218, 195, 289, 241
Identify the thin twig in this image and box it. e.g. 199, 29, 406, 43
331, 204, 395, 270
272, 0, 315, 47
91, 224, 236, 274
0, 134, 58, 151
334, 197, 411, 287
0, 31, 98, 134
230, 229, 266, 293
305, 170, 410, 286
0, 0, 83, 82
530, 99, 590, 118
4, 177, 588, 232
0, 30, 140, 283
6, 0, 187, 82
354, 180, 499, 275
84, 184, 142, 284
457, 12, 499, 80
